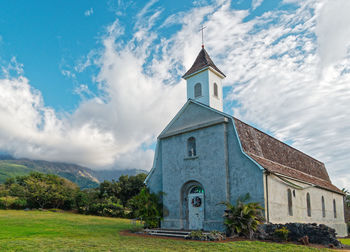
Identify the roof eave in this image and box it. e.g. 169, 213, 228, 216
182, 66, 226, 80
266, 171, 344, 195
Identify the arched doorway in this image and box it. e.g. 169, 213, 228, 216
188, 185, 204, 230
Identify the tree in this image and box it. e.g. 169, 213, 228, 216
117, 173, 147, 207
220, 193, 264, 239
4, 172, 77, 209
98, 173, 147, 207
128, 187, 163, 228
342, 188, 350, 207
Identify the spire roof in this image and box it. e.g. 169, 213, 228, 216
182, 48, 226, 79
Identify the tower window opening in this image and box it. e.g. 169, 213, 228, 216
187, 137, 196, 157
194, 83, 202, 98
213, 83, 218, 97
333, 199, 337, 218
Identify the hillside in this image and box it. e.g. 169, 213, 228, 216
0, 159, 100, 188
0, 158, 148, 189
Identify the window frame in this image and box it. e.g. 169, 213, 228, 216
194, 83, 202, 98
187, 137, 196, 157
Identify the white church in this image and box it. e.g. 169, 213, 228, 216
145, 46, 348, 237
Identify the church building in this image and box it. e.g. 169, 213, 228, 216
145, 47, 348, 237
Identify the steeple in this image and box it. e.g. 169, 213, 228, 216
182, 48, 226, 111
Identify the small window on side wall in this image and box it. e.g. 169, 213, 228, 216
287, 189, 293, 216
187, 137, 196, 157
213, 83, 218, 97
194, 83, 202, 98
322, 196, 326, 218
306, 193, 311, 217
333, 199, 337, 218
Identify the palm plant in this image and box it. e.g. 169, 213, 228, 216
342, 188, 350, 207
220, 193, 264, 239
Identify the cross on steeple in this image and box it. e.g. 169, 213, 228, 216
199, 25, 207, 48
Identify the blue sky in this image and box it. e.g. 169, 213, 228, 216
0, 0, 288, 111
0, 0, 349, 190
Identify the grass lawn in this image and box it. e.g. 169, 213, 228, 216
340, 238, 350, 245
0, 210, 330, 252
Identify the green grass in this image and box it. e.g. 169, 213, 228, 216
340, 238, 350, 245
0, 210, 329, 252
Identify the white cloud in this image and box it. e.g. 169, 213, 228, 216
84, 8, 94, 17
0, 0, 349, 191
0, 75, 119, 168
61, 69, 76, 78
316, 0, 350, 72
252, 0, 264, 10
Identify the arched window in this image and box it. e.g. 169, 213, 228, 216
333, 199, 337, 218
187, 137, 196, 157
194, 83, 202, 98
190, 186, 204, 194
213, 83, 218, 97
306, 193, 311, 217
287, 189, 293, 216
322, 196, 326, 218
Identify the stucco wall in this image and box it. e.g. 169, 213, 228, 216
161, 123, 227, 231
267, 174, 348, 237
186, 70, 209, 106
227, 121, 265, 206
208, 70, 223, 111
146, 141, 163, 194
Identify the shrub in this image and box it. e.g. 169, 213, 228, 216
208, 230, 225, 241
88, 197, 124, 217
0, 196, 26, 209
274, 226, 289, 241
12, 197, 27, 209
187, 230, 225, 241
129, 188, 163, 229
347, 222, 350, 234
188, 230, 206, 240
220, 193, 264, 239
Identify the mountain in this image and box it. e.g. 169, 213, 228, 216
93, 169, 148, 182
0, 153, 15, 160
0, 158, 148, 189
0, 159, 100, 188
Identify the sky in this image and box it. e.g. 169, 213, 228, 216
0, 0, 349, 190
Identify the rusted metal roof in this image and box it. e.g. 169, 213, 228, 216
182, 48, 226, 79
234, 118, 343, 194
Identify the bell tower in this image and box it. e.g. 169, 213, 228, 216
182, 47, 226, 112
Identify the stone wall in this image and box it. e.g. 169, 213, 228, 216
255, 223, 342, 248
